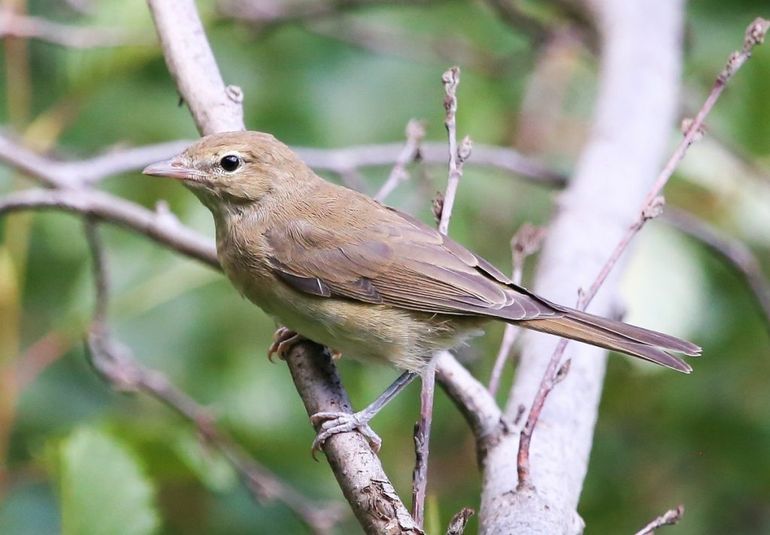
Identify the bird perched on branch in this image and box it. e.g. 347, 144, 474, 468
143, 131, 700, 451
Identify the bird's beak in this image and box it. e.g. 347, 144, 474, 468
142, 157, 199, 182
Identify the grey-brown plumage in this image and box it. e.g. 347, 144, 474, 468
143, 131, 701, 375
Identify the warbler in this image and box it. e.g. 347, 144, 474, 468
144, 131, 700, 449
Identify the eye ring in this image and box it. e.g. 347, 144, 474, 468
220, 154, 241, 172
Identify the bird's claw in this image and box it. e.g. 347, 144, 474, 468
310, 410, 382, 457
267, 327, 302, 362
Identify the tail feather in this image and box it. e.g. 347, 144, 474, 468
517, 309, 700, 374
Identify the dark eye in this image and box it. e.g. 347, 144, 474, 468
220, 154, 241, 172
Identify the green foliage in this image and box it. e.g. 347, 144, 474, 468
54, 427, 159, 535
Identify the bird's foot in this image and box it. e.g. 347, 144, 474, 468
310, 410, 382, 457
267, 327, 303, 362
327, 348, 342, 361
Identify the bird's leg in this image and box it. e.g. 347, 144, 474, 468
311, 370, 418, 455
267, 326, 304, 361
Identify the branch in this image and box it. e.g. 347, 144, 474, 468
0, 132, 192, 188
0, 188, 218, 269
437, 66, 471, 235
0, 130, 565, 190
285, 343, 421, 534
515, 15, 769, 492
480, 1, 686, 532
147, 0, 245, 136
487, 224, 546, 396
435, 352, 504, 453
413, 66, 473, 526
374, 119, 425, 202
634, 504, 685, 535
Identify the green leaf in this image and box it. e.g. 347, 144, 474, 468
57, 427, 159, 535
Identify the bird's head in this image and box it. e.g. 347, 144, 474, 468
143, 131, 312, 212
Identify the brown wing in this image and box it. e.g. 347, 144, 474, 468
265, 206, 556, 321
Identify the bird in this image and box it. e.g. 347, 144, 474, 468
143, 130, 701, 451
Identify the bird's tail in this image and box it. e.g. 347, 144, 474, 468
517, 307, 701, 373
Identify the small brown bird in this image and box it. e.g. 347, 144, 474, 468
144, 131, 700, 449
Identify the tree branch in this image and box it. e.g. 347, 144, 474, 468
0, 188, 218, 269
147, 0, 245, 136
480, 1, 686, 532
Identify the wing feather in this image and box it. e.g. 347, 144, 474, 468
265, 209, 555, 321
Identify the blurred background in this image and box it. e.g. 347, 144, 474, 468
0, 0, 768, 533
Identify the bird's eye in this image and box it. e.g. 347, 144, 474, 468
220, 154, 241, 172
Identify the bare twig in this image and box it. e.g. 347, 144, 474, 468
587, 16, 769, 305
514, 15, 769, 493
0, 188, 218, 269
634, 505, 685, 535
374, 119, 425, 202
0, 132, 192, 188
663, 207, 770, 334
0, 10, 140, 48
411, 361, 434, 527
437, 66, 471, 235
488, 224, 546, 396
412, 66, 470, 527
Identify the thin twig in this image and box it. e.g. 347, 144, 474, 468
586, 16, 769, 305
634, 504, 685, 535
82, 220, 344, 533
663, 207, 770, 334
374, 119, 425, 201
0, 132, 192, 188
437, 66, 471, 234
0, 188, 218, 269
413, 66, 472, 527
515, 15, 769, 491
487, 224, 546, 396
411, 361, 434, 526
